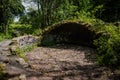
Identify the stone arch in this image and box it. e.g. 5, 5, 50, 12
42, 21, 96, 47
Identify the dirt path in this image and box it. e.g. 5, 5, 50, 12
5, 45, 118, 80
24, 45, 108, 80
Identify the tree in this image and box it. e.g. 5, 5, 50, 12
27, 0, 78, 29
93, 0, 120, 22
0, 0, 24, 34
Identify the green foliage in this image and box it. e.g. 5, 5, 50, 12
21, 44, 37, 52
0, 0, 119, 68
0, 0, 24, 33
94, 24, 120, 67
9, 23, 32, 35
54, 0, 78, 21
9, 23, 42, 36
41, 39, 56, 47
93, 0, 120, 22
0, 23, 42, 41
12, 47, 27, 60
12, 44, 37, 60
0, 33, 12, 41
75, 11, 105, 33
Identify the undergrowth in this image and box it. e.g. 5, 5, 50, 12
0, 33, 12, 41
0, 23, 42, 42
9, 23, 42, 36
94, 24, 120, 67
43, 15, 120, 67
12, 44, 37, 61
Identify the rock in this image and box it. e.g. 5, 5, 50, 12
92, 72, 101, 78
27, 77, 39, 80
1, 47, 10, 51
8, 77, 19, 80
0, 40, 12, 56
16, 58, 29, 68
39, 77, 53, 80
19, 74, 26, 80
0, 50, 11, 56
5, 65, 25, 76
0, 49, 3, 54
0, 40, 12, 47
0, 56, 9, 63
10, 35, 39, 51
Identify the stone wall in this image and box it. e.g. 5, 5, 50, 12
0, 35, 40, 55
10, 35, 40, 51
42, 22, 96, 47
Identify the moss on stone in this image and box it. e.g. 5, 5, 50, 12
42, 20, 99, 47
0, 63, 6, 80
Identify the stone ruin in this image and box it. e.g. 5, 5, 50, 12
41, 21, 97, 47
10, 35, 40, 51
12, 35, 39, 47
0, 35, 40, 55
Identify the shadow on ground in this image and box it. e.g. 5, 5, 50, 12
4, 44, 120, 80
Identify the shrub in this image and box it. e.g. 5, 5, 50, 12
0, 33, 12, 41
94, 24, 120, 67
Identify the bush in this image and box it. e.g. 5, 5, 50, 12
0, 33, 12, 41
94, 24, 120, 67
9, 23, 42, 36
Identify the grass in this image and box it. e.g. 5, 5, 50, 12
0, 33, 12, 41
11, 44, 37, 61
9, 23, 42, 36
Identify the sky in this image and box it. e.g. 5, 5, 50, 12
22, 0, 37, 12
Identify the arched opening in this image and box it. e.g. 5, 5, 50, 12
42, 22, 96, 47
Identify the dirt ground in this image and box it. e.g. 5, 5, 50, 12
5, 44, 120, 80
25, 44, 110, 80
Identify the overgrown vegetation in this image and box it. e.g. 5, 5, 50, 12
9, 23, 42, 36
0, 0, 120, 68
11, 44, 37, 60
0, 33, 12, 41
94, 24, 120, 67
0, 63, 6, 80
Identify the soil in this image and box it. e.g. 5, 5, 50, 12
2, 44, 120, 80
26, 44, 110, 80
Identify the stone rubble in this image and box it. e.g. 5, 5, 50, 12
0, 39, 120, 80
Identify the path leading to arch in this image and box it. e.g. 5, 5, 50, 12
0, 41, 117, 80
25, 45, 109, 80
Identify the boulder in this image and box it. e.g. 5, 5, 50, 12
0, 40, 12, 47
16, 58, 29, 68
0, 56, 9, 63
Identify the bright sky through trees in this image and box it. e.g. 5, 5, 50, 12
14, 1, 37, 22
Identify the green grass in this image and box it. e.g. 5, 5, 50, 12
11, 44, 37, 61
9, 23, 42, 36
0, 33, 12, 41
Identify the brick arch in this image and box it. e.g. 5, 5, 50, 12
42, 21, 96, 47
